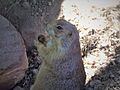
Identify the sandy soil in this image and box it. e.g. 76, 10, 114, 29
59, 0, 120, 90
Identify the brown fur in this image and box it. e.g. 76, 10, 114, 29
31, 19, 86, 90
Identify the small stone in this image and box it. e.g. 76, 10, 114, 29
48, 2, 52, 6
13, 86, 25, 90
32, 69, 38, 75
22, 1, 30, 9
109, 74, 115, 79
87, 87, 94, 90
89, 80, 101, 87
117, 70, 120, 75
33, 0, 37, 4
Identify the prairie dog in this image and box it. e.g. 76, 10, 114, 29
31, 19, 86, 90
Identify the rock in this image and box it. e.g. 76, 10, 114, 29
0, 0, 64, 48
89, 80, 101, 87
32, 69, 39, 75
0, 15, 28, 90
18, 0, 64, 48
13, 86, 25, 90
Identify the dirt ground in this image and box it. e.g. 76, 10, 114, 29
59, 0, 120, 90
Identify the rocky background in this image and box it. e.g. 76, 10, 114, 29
0, 0, 64, 90
0, 0, 120, 90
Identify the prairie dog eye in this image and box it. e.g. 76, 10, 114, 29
68, 32, 72, 37
56, 25, 63, 30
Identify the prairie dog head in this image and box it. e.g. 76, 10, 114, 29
35, 19, 79, 61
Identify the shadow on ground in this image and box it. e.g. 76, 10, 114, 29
85, 45, 120, 90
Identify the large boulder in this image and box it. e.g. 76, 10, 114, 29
0, 0, 64, 48
0, 15, 28, 90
